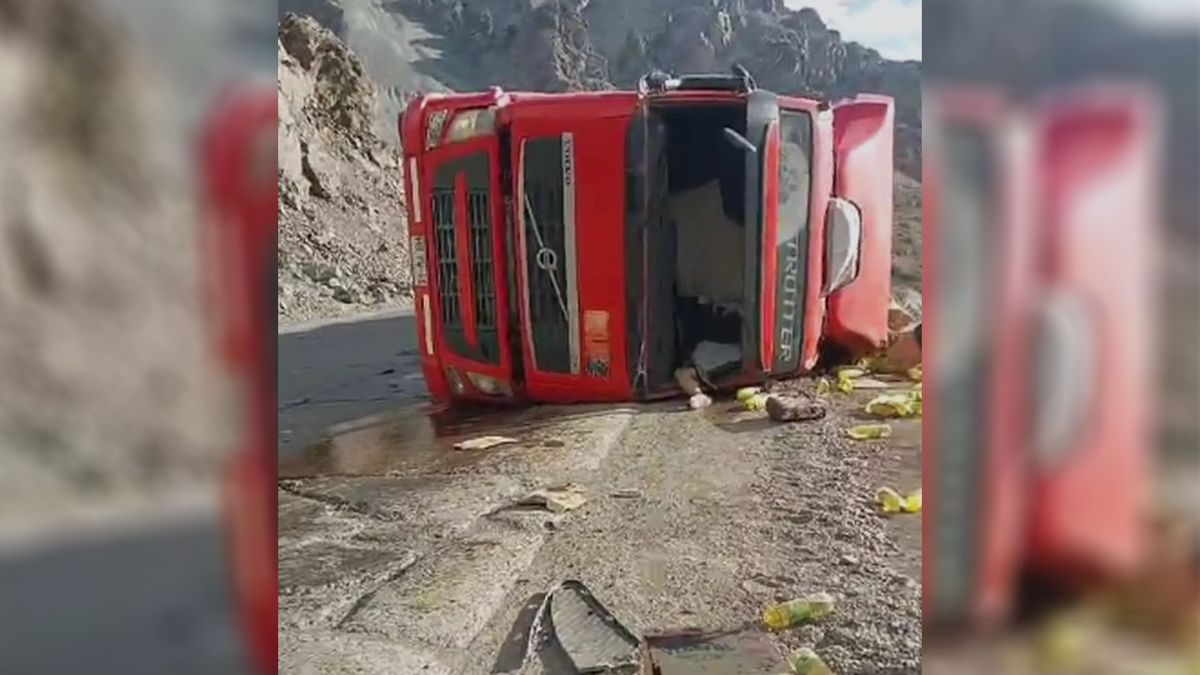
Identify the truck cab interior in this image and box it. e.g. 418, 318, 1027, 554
640, 100, 751, 393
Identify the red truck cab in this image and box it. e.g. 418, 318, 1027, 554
199, 86, 277, 673
400, 70, 895, 404
922, 84, 1158, 629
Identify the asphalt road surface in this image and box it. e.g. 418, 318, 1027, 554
0, 505, 247, 674
279, 309, 427, 457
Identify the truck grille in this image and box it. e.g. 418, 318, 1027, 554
467, 189, 499, 362
430, 152, 500, 365
522, 137, 573, 374
431, 189, 459, 327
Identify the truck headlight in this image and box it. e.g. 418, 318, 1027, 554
446, 366, 466, 395
467, 372, 510, 397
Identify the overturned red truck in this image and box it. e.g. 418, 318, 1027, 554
400, 69, 895, 404
922, 84, 1159, 630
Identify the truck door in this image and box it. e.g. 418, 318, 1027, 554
743, 89, 780, 374
825, 95, 895, 353
402, 94, 516, 401
771, 98, 834, 373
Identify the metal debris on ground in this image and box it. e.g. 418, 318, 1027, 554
788, 647, 836, 674
611, 488, 643, 499
453, 435, 519, 450
524, 579, 642, 673
519, 483, 588, 512
643, 628, 791, 673
847, 423, 892, 440
762, 593, 836, 630
765, 395, 827, 423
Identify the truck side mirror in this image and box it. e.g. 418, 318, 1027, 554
824, 197, 863, 294
1032, 291, 1095, 467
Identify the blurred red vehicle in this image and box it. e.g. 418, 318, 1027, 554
199, 86, 278, 674
400, 69, 896, 405
923, 84, 1158, 630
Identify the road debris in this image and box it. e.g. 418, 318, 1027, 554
763, 593, 836, 630
453, 435, 518, 450
675, 366, 715, 409
765, 395, 828, 423
863, 325, 922, 375
1033, 611, 1090, 674
876, 487, 921, 514
519, 483, 588, 512
643, 628, 790, 673
744, 392, 772, 411
851, 377, 902, 390
864, 391, 922, 418
836, 370, 858, 394
847, 423, 892, 440
737, 386, 763, 402
788, 647, 836, 674
611, 488, 643, 499
524, 579, 642, 673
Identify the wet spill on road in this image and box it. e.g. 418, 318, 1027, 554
278, 403, 638, 479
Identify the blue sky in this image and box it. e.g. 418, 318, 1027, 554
784, 0, 922, 61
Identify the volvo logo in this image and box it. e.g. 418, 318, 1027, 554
561, 133, 574, 188
535, 247, 558, 272
778, 238, 801, 363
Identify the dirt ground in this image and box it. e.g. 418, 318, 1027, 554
277, 365, 922, 674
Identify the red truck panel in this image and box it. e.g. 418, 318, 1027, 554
1028, 88, 1157, 582
402, 89, 518, 403
507, 95, 639, 403
777, 99, 834, 372
759, 119, 780, 371
827, 95, 894, 353
199, 86, 277, 675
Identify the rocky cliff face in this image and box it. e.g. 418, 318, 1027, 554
275, 1, 924, 323
0, 0, 230, 510
277, 14, 411, 325
279, 0, 921, 177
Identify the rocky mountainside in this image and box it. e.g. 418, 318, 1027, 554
275, 1, 923, 327
278, 14, 411, 324
278, 0, 921, 177
0, 0, 234, 512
